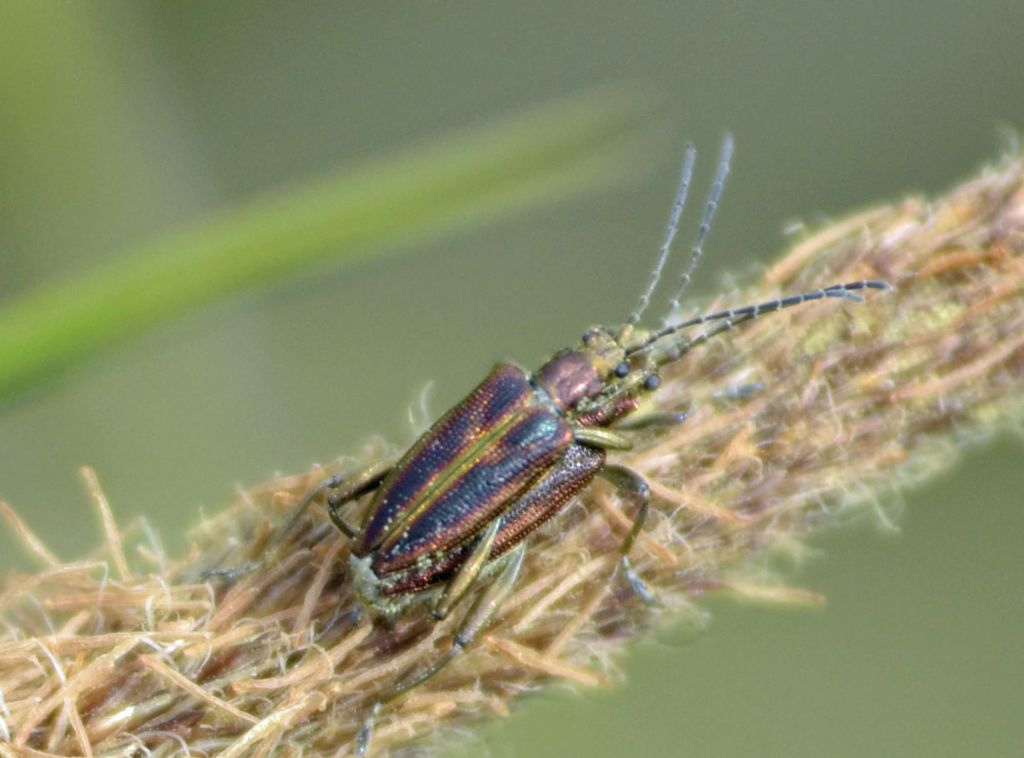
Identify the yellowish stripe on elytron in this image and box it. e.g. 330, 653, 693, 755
377, 399, 536, 553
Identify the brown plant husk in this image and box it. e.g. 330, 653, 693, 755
2, 152, 1023, 757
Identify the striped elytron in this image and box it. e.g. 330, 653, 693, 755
227, 136, 890, 753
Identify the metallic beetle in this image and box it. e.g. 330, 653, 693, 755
217, 136, 889, 753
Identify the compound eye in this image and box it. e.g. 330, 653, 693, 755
582, 329, 599, 345
614, 361, 630, 378
643, 374, 661, 391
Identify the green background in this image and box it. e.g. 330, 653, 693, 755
1, 3, 1022, 756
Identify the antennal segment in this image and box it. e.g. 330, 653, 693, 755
631, 279, 892, 356
651, 310, 758, 366
626, 143, 697, 326
663, 133, 734, 324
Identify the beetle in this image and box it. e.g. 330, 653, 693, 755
213, 135, 889, 753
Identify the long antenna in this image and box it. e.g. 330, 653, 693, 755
629, 280, 892, 357
626, 143, 697, 326
663, 133, 734, 324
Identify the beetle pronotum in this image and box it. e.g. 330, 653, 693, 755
213, 135, 889, 754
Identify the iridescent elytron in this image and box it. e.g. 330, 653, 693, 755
220, 136, 889, 753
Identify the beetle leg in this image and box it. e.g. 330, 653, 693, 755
357, 541, 527, 756
273, 459, 391, 551
599, 464, 657, 605
612, 409, 690, 431
431, 516, 502, 621
201, 461, 391, 582
574, 427, 633, 451
572, 432, 656, 602
323, 461, 393, 537
713, 380, 765, 403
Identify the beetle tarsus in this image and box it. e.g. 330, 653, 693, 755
355, 701, 382, 756
712, 381, 766, 405
199, 560, 260, 583
621, 555, 658, 606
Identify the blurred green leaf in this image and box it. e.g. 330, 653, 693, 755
0, 89, 653, 404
